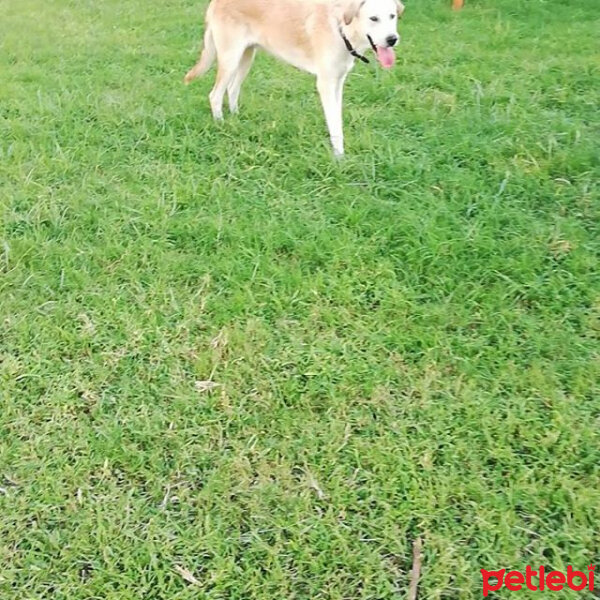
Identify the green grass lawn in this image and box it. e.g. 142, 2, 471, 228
1, 0, 599, 597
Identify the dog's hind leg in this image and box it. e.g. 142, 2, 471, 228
227, 47, 256, 114
209, 42, 247, 120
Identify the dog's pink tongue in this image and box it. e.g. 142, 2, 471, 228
376, 46, 395, 69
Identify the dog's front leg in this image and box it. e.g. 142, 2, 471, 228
317, 75, 345, 157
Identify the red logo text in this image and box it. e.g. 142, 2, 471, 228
481, 565, 595, 597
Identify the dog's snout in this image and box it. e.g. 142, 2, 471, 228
386, 35, 398, 47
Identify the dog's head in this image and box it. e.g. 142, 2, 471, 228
341, 0, 404, 68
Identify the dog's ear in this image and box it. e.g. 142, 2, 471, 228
396, 0, 405, 16
339, 0, 363, 25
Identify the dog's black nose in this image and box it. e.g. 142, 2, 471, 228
386, 35, 398, 47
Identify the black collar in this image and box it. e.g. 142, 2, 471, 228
367, 34, 378, 54
339, 28, 370, 64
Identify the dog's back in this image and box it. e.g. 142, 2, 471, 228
186, 0, 331, 79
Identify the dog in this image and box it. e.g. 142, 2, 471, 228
184, 0, 404, 156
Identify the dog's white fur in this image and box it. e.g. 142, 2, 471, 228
185, 0, 403, 155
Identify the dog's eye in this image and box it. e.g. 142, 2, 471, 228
390, 13, 396, 19
369, 16, 379, 22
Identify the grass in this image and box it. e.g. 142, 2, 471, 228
1, 0, 599, 597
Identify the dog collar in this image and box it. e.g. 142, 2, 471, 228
367, 34, 378, 54
339, 28, 370, 64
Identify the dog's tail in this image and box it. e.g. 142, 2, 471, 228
184, 24, 216, 84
